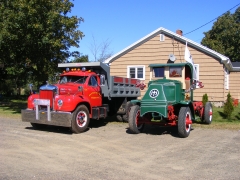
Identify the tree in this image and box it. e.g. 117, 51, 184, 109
0, 0, 84, 94
201, 7, 240, 62
202, 93, 209, 106
223, 92, 234, 120
90, 35, 113, 62
72, 54, 89, 63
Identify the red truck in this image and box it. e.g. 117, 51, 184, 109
21, 62, 143, 133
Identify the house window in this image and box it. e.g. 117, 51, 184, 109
153, 67, 164, 78
127, 66, 145, 80
160, 34, 165, 41
194, 64, 200, 88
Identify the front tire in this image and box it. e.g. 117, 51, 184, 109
71, 105, 90, 133
128, 105, 144, 134
204, 102, 213, 124
178, 107, 192, 138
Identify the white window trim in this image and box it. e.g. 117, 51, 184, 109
160, 34, 165, 41
127, 65, 145, 80
194, 64, 200, 88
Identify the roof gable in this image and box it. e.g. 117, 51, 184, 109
104, 27, 239, 71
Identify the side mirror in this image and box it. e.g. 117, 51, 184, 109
100, 74, 105, 86
78, 86, 83, 92
78, 86, 83, 95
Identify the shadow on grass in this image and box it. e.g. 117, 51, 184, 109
233, 113, 240, 121
218, 111, 227, 119
216, 111, 240, 121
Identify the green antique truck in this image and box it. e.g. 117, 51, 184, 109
128, 62, 212, 138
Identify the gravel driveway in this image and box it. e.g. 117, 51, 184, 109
0, 117, 240, 180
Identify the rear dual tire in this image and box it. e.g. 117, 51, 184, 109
116, 101, 133, 122
203, 102, 213, 124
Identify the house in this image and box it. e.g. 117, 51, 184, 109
104, 27, 240, 105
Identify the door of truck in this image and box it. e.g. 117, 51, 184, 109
85, 75, 102, 107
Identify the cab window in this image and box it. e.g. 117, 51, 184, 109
169, 67, 182, 77
153, 67, 164, 78
88, 76, 98, 87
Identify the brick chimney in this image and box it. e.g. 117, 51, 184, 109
176, 29, 183, 36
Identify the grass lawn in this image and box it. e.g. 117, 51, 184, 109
0, 96, 27, 119
0, 96, 240, 130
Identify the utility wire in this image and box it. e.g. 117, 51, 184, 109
183, 3, 240, 36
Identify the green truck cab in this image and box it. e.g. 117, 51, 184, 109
128, 62, 212, 138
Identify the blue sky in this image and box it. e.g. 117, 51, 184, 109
69, 0, 240, 61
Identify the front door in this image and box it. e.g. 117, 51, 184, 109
85, 75, 102, 107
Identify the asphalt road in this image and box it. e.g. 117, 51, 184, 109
0, 117, 240, 180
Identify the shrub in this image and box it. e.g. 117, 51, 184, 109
202, 93, 208, 106
223, 92, 234, 120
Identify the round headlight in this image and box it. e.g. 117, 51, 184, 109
57, 99, 63, 106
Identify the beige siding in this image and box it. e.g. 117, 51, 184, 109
229, 72, 240, 100
110, 34, 226, 102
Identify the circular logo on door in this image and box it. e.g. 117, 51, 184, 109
149, 89, 159, 98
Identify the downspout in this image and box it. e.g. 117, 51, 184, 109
223, 67, 225, 103
221, 58, 231, 103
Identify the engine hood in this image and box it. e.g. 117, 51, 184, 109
55, 83, 81, 95
140, 79, 183, 117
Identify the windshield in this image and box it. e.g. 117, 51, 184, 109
59, 75, 88, 84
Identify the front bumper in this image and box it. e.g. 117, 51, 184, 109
21, 109, 72, 127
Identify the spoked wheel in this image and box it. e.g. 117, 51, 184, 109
71, 105, 90, 133
203, 102, 213, 124
178, 107, 192, 138
128, 105, 144, 134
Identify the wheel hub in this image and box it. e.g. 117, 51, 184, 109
77, 113, 85, 126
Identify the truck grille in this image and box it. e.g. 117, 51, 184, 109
39, 90, 54, 108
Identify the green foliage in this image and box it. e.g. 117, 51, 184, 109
202, 93, 208, 106
201, 7, 240, 62
72, 55, 89, 63
223, 92, 234, 120
0, 0, 84, 94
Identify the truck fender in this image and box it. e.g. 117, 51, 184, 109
178, 101, 195, 121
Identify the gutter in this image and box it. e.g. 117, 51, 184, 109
222, 59, 240, 72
